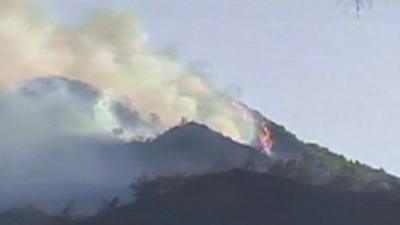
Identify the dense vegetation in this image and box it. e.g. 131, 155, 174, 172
2, 169, 400, 225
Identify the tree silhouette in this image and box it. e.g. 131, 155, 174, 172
355, 0, 373, 17
339, 0, 373, 17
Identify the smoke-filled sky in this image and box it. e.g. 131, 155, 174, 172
42, 0, 400, 175
1, 0, 261, 144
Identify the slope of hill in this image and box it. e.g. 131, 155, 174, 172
251, 109, 400, 191
77, 169, 400, 225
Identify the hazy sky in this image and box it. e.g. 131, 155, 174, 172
45, 0, 400, 175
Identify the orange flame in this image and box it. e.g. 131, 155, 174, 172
258, 122, 274, 153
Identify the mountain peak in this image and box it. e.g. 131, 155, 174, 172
142, 114, 400, 192
152, 122, 237, 147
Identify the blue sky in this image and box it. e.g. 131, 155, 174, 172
45, 0, 400, 175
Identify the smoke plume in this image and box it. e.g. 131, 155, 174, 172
0, 0, 256, 143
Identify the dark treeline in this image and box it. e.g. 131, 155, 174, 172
1, 169, 400, 225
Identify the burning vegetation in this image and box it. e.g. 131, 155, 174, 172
257, 122, 275, 154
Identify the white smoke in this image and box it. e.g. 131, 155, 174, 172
0, 0, 256, 143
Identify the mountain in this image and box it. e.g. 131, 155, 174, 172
1, 112, 400, 224
2, 117, 399, 213
130, 118, 400, 192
